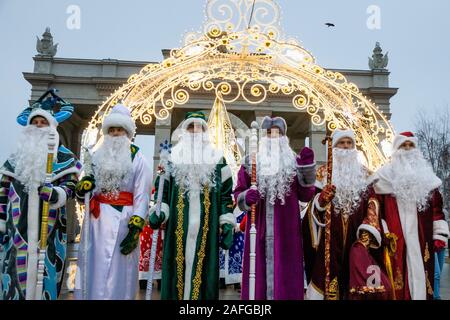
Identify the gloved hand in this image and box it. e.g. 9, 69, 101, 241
296, 147, 316, 186
296, 147, 315, 166
38, 183, 58, 203
434, 239, 446, 252
149, 211, 166, 230
245, 189, 260, 206
318, 184, 336, 208
75, 175, 96, 198
120, 215, 145, 255
220, 223, 234, 250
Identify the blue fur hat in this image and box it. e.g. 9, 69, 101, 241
17, 89, 74, 128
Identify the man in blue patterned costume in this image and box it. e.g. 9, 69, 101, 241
0, 90, 81, 300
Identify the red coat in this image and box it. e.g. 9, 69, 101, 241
377, 189, 444, 300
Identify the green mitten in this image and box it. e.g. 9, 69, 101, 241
120, 215, 145, 255
149, 211, 165, 230
220, 223, 234, 250
75, 175, 96, 199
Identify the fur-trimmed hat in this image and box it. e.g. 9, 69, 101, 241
392, 131, 418, 151
331, 129, 355, 148
261, 116, 287, 135
102, 104, 136, 139
27, 108, 58, 128
181, 111, 208, 131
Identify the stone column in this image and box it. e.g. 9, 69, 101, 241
254, 110, 272, 126
308, 121, 326, 165
290, 138, 305, 153
153, 112, 172, 176
66, 121, 84, 244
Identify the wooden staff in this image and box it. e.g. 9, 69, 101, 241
322, 128, 333, 300
249, 121, 259, 300
145, 140, 171, 300
35, 130, 57, 300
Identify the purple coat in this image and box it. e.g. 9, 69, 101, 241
234, 165, 315, 300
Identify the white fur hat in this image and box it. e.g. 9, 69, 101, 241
331, 129, 355, 148
102, 104, 136, 139
27, 108, 58, 128
392, 131, 418, 151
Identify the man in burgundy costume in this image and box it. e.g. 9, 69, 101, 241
303, 129, 383, 300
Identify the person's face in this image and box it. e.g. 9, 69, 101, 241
30, 116, 49, 128
187, 122, 204, 134
108, 127, 127, 137
267, 126, 281, 138
335, 137, 354, 150
399, 141, 415, 151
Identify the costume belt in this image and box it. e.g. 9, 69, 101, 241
90, 192, 134, 218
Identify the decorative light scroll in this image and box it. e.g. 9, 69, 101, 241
83, 0, 395, 171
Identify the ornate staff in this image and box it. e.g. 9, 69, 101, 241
322, 128, 333, 300
384, 233, 398, 300
35, 129, 57, 300
249, 121, 259, 300
81, 146, 94, 300
145, 140, 171, 300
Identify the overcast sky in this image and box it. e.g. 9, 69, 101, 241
1, 0, 449, 164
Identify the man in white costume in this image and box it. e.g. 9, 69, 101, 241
75, 104, 152, 300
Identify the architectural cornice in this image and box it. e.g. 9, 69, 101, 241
23, 72, 128, 85
32, 56, 155, 67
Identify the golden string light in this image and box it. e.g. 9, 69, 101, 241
83, 0, 395, 171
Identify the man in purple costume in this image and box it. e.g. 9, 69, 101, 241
234, 116, 316, 300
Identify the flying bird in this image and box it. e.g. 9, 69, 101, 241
325, 23, 335, 27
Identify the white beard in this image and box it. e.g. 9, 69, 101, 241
389, 149, 440, 211
170, 131, 222, 194
9, 126, 53, 192
257, 136, 297, 205
92, 135, 133, 197
332, 148, 368, 215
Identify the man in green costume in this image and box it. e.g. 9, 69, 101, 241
150, 111, 235, 300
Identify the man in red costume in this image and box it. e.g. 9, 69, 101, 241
370, 131, 449, 300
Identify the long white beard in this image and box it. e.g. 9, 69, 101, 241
332, 148, 368, 215
92, 135, 133, 197
9, 126, 52, 192
257, 136, 297, 205
170, 132, 221, 193
389, 149, 440, 211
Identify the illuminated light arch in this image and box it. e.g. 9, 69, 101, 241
83, 0, 395, 171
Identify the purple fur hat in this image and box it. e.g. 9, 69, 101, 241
261, 116, 287, 135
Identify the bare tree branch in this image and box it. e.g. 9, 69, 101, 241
414, 105, 450, 210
